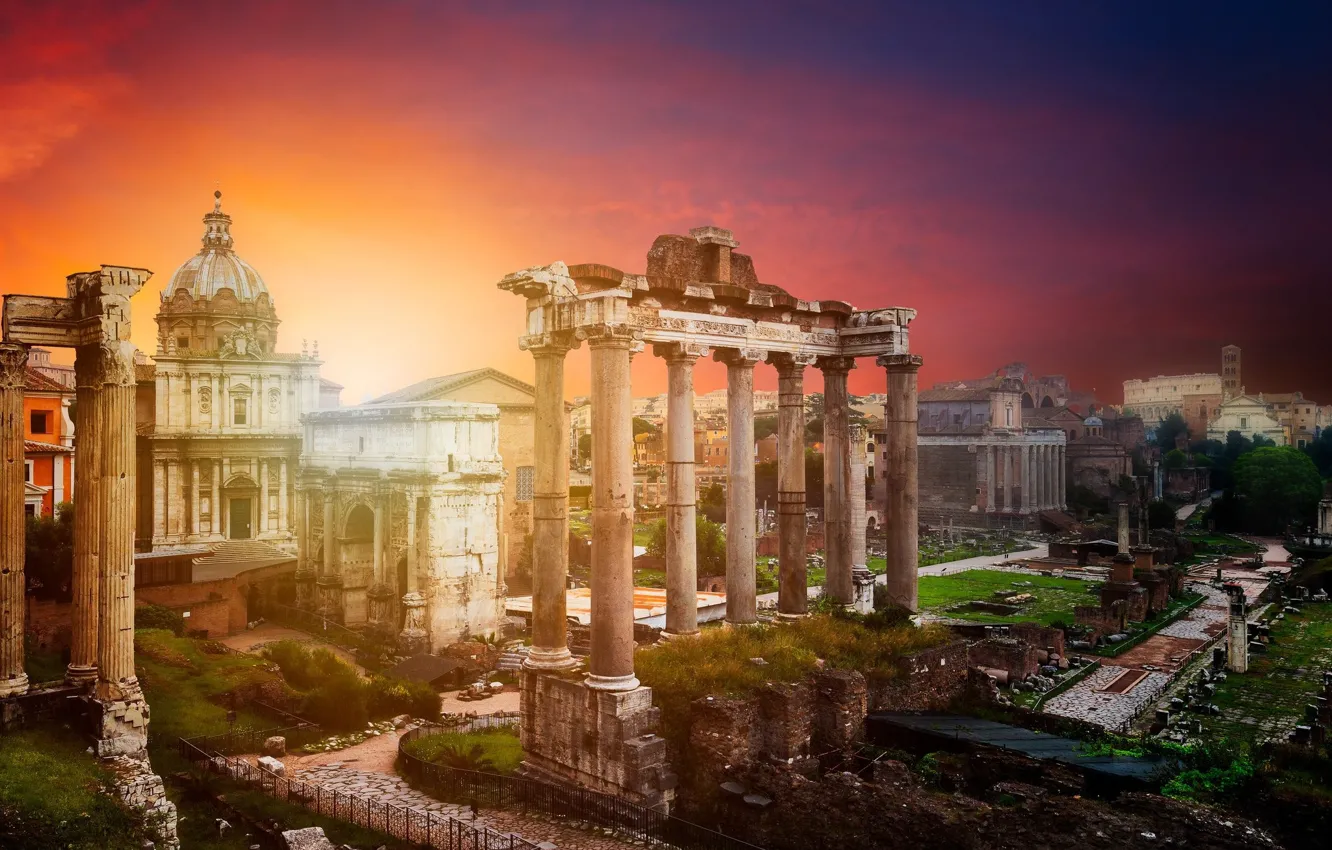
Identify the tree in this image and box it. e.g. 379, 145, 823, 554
577, 433, 592, 465
1233, 446, 1323, 534
1303, 427, 1332, 478
632, 417, 658, 437
644, 515, 726, 577
754, 414, 779, 441
26, 502, 74, 601
1155, 412, 1189, 450
699, 482, 726, 523
1163, 449, 1190, 470
1252, 433, 1276, 449
1148, 500, 1177, 530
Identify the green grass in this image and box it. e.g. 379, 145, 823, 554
1201, 603, 1332, 744
637, 614, 950, 743
917, 569, 1100, 626
1183, 533, 1261, 555
0, 727, 148, 850
401, 728, 525, 775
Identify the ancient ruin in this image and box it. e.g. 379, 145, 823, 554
1, 266, 178, 846
498, 226, 919, 806
296, 402, 507, 652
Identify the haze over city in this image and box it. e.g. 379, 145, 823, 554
3, 1, 1330, 402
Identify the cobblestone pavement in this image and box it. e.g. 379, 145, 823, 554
1041, 583, 1231, 730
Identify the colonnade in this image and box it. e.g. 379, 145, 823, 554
521, 329, 922, 691
979, 442, 1065, 514
0, 339, 143, 706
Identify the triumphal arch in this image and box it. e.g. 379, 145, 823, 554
499, 226, 921, 808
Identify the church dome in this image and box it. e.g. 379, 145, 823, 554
165, 191, 269, 302
1084, 415, 1104, 427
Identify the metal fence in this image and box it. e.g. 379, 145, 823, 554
179, 733, 539, 850
400, 724, 765, 850
437, 712, 521, 733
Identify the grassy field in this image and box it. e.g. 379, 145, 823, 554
1183, 533, 1261, 555
917, 569, 1100, 626
1201, 603, 1332, 745
401, 728, 524, 774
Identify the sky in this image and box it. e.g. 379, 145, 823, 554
2, 0, 1330, 405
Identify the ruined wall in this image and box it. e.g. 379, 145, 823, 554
967, 639, 1041, 682
1074, 599, 1127, 642
868, 641, 971, 711
917, 444, 978, 521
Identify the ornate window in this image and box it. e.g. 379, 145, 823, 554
516, 466, 535, 502
234, 397, 247, 425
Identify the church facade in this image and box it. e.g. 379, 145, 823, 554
137, 193, 339, 552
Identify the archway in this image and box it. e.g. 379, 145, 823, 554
344, 504, 374, 541
223, 473, 259, 540
1040, 395, 1054, 408
1021, 392, 1035, 409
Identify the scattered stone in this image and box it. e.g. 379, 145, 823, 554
391, 714, 411, 729
258, 756, 286, 777
264, 736, 287, 757
282, 826, 336, 850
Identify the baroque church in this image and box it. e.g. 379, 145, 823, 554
135, 192, 340, 552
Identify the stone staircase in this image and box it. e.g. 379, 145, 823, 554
496, 643, 529, 673
201, 539, 291, 562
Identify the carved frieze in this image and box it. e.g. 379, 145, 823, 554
268, 387, 280, 413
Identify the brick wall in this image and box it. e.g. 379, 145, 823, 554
918, 444, 978, 518
868, 641, 972, 712
967, 639, 1041, 681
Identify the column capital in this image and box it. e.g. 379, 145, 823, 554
652, 341, 710, 363
876, 353, 924, 372
0, 343, 27, 390
768, 351, 818, 375
576, 323, 641, 349
816, 355, 856, 375
713, 347, 767, 367
520, 331, 580, 357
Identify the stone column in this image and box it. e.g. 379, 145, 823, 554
69, 347, 103, 685
585, 326, 639, 691
372, 496, 385, 585
1043, 445, 1053, 510
718, 348, 766, 626
820, 356, 855, 607
1117, 501, 1131, 553
1059, 445, 1067, 509
211, 459, 222, 536
985, 445, 996, 513
295, 484, 314, 610
0, 345, 29, 697
525, 336, 577, 669
259, 459, 270, 534
657, 342, 705, 638
190, 460, 201, 537
1002, 447, 1014, 512
278, 458, 289, 533
1020, 444, 1031, 514
849, 424, 874, 614
773, 353, 813, 618
367, 493, 394, 629
879, 354, 922, 611
319, 485, 343, 622
151, 460, 166, 542
97, 341, 142, 712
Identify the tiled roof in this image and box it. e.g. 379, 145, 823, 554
24, 367, 69, 394
370, 367, 535, 404
24, 440, 71, 454
135, 363, 157, 382
919, 387, 991, 403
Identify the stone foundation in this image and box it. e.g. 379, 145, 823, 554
518, 669, 675, 811
107, 754, 180, 849
82, 690, 151, 757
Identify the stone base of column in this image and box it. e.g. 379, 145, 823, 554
657, 628, 699, 641
65, 664, 97, 686
774, 612, 808, 622
398, 591, 428, 655
0, 673, 29, 699
851, 567, 875, 615
518, 669, 674, 812
523, 645, 579, 670
83, 688, 150, 757
585, 672, 641, 692
366, 583, 395, 632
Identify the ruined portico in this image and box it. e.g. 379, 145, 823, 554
2, 267, 179, 847
499, 226, 919, 807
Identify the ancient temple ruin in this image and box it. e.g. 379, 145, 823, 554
498, 226, 920, 807
2, 266, 179, 846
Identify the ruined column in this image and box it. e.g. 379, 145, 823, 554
879, 354, 922, 611
586, 326, 639, 690
190, 460, 201, 536
820, 356, 855, 607
1043, 445, 1054, 510
849, 424, 874, 614
0, 345, 29, 697
773, 353, 813, 618
985, 444, 996, 513
1002, 448, 1014, 512
69, 347, 103, 684
294, 484, 314, 610
525, 336, 578, 668
657, 342, 706, 638
1117, 501, 1131, 553
719, 348, 766, 626
97, 341, 143, 710
399, 488, 427, 654
1059, 445, 1067, 509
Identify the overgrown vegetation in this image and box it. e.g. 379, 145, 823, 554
24, 502, 74, 601
401, 728, 524, 774
261, 639, 438, 730
643, 515, 727, 577
135, 602, 186, 635
636, 613, 949, 743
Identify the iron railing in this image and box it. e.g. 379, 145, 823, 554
400, 723, 765, 850
179, 732, 539, 850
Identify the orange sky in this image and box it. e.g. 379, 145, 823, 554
4, 2, 1330, 405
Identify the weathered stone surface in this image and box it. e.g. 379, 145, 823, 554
258, 755, 286, 777
282, 826, 336, 850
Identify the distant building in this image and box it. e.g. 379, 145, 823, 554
21, 359, 74, 516
1221, 344, 1242, 399
1207, 395, 1285, 446
1066, 415, 1133, 499
1123, 372, 1223, 423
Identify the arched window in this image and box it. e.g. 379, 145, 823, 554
344, 504, 374, 542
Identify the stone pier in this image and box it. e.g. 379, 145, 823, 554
499, 227, 919, 808
0, 345, 28, 698
880, 354, 922, 611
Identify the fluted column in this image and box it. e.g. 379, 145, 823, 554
1002, 448, 1014, 512
295, 483, 314, 610
278, 458, 289, 533
211, 459, 222, 536
1043, 445, 1053, 510
850, 424, 869, 569
585, 327, 639, 690
1059, 445, 1067, 509
0, 345, 30, 697
879, 354, 922, 611
773, 353, 813, 618
1020, 444, 1031, 514
151, 460, 165, 542
259, 459, 270, 534
820, 356, 855, 607
69, 347, 103, 684
190, 460, 201, 537
372, 495, 385, 586
657, 342, 705, 638
985, 445, 996, 513
524, 336, 578, 668
97, 341, 141, 702
718, 348, 766, 626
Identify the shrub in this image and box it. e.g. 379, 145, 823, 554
366, 676, 440, 721
135, 603, 185, 636
301, 672, 369, 731
403, 728, 523, 774
262, 640, 357, 689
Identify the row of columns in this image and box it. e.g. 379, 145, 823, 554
521, 329, 922, 691
153, 457, 291, 540
1, 341, 141, 701
980, 443, 1066, 513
